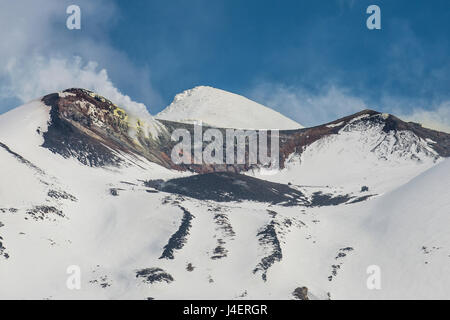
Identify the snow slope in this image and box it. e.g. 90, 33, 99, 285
250, 112, 441, 195
0, 93, 449, 300
157, 86, 303, 130
326, 159, 450, 299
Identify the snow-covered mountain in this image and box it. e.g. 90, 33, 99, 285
0, 88, 449, 299
332, 159, 450, 299
157, 86, 303, 130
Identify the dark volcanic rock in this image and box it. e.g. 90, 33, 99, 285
47, 190, 77, 201
0, 240, 8, 259
310, 192, 352, 207
328, 247, 354, 281
157, 172, 307, 206
211, 238, 228, 260
136, 268, 174, 284
0, 225, 9, 260
159, 206, 194, 260
186, 263, 195, 272
41, 89, 177, 169
292, 287, 309, 300
26, 206, 65, 221
253, 221, 283, 281
42, 92, 125, 167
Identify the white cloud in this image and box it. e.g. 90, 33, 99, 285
0, 0, 160, 117
2, 56, 150, 119
247, 83, 368, 127
379, 95, 450, 133
397, 102, 450, 134
248, 82, 450, 133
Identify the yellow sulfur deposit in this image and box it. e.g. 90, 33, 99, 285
136, 119, 146, 130
113, 106, 128, 122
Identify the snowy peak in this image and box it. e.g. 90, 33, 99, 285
321, 109, 450, 157
157, 86, 303, 130
26, 90, 450, 175
277, 109, 450, 165
267, 109, 449, 191
2, 88, 449, 177
40, 88, 176, 169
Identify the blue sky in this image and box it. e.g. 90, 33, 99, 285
0, 0, 449, 130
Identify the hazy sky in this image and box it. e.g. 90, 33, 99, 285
0, 0, 449, 131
